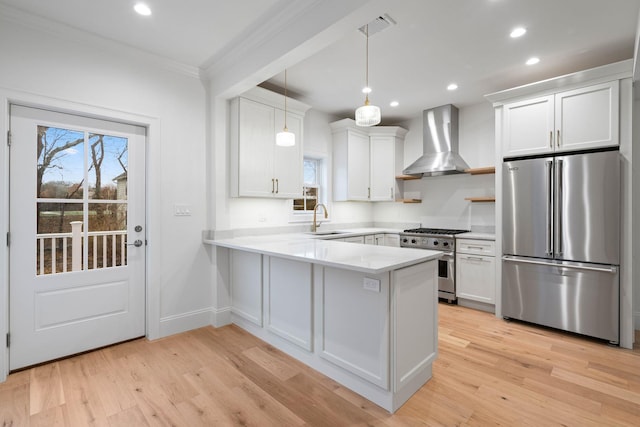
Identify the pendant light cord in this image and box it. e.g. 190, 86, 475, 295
283, 69, 288, 130
365, 24, 369, 91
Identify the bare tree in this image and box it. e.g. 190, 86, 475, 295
37, 126, 83, 198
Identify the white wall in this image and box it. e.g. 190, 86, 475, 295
0, 15, 211, 354
373, 102, 496, 230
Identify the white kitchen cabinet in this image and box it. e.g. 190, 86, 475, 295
364, 234, 375, 245
343, 235, 365, 244
265, 256, 312, 351
321, 267, 390, 389
331, 119, 407, 202
502, 81, 619, 157
456, 238, 495, 305
230, 250, 263, 326
383, 234, 400, 247
230, 87, 310, 198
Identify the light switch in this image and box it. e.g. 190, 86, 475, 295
174, 204, 192, 216
363, 277, 380, 292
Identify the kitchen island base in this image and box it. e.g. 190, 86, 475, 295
224, 249, 438, 413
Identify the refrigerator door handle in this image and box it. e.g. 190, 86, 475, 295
545, 160, 553, 256
502, 256, 618, 274
556, 159, 563, 257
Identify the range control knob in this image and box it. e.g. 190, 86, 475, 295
402, 238, 408, 244
443, 241, 449, 247
433, 240, 439, 246
411, 239, 417, 244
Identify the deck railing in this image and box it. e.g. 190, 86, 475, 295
36, 221, 127, 275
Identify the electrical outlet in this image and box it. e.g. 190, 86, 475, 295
174, 204, 192, 216
363, 277, 380, 292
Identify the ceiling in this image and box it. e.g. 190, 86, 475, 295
2, 0, 639, 124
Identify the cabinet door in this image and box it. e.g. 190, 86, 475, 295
503, 95, 554, 157
456, 254, 495, 304
273, 110, 303, 198
347, 131, 371, 200
237, 98, 275, 197
383, 234, 400, 247
369, 136, 395, 201
555, 81, 619, 152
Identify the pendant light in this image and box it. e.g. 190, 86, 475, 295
355, 24, 381, 127
276, 69, 295, 147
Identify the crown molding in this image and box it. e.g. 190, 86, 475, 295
0, 4, 200, 80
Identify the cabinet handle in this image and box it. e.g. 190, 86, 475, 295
272, 178, 275, 194
368, 187, 371, 199
557, 130, 560, 147
549, 131, 553, 148
466, 245, 485, 250
276, 178, 279, 194
464, 256, 485, 262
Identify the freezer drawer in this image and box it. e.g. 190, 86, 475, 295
502, 257, 619, 343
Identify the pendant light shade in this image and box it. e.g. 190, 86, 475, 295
276, 69, 295, 146
355, 25, 381, 127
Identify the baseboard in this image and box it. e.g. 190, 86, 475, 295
212, 306, 232, 327
457, 298, 495, 314
158, 307, 214, 338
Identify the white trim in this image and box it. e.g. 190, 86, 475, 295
0, 87, 161, 381
485, 59, 633, 105
159, 308, 216, 337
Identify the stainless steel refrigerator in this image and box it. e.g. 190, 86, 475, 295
502, 149, 620, 344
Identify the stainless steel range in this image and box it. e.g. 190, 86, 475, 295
399, 228, 469, 302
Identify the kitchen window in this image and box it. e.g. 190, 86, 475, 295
290, 157, 328, 221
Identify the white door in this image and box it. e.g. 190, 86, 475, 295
9, 105, 146, 370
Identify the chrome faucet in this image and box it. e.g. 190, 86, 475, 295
312, 203, 328, 232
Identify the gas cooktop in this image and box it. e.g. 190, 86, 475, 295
402, 228, 469, 236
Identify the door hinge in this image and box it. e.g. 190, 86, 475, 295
6, 333, 9, 348
7, 130, 11, 146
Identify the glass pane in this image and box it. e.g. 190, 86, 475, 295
36, 202, 83, 275
37, 126, 84, 199
303, 159, 317, 185
88, 202, 127, 268
88, 133, 128, 201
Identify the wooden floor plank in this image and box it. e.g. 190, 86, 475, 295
0, 303, 638, 426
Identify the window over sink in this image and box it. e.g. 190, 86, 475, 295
290, 157, 329, 222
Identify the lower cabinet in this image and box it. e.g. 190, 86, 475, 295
230, 250, 263, 326
226, 248, 438, 412
266, 257, 313, 351
456, 238, 496, 305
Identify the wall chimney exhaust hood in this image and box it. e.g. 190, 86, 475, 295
402, 104, 470, 177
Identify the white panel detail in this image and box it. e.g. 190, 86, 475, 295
266, 257, 313, 351
230, 250, 263, 326
36, 281, 128, 330
321, 267, 389, 389
392, 262, 437, 390
363, 277, 380, 292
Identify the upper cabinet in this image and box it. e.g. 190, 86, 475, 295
331, 119, 407, 202
230, 87, 310, 198
502, 81, 619, 157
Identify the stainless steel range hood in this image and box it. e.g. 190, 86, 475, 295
402, 104, 470, 177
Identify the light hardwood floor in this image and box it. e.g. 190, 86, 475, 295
1, 303, 639, 426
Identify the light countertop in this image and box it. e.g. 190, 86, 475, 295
457, 232, 496, 240
206, 233, 441, 274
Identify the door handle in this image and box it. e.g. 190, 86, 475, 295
545, 160, 553, 256
127, 239, 143, 247
557, 130, 561, 147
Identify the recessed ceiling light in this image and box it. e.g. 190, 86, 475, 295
447, 83, 458, 91
134, 3, 152, 16
390, 101, 399, 107
510, 27, 527, 38
526, 57, 540, 66
362, 86, 372, 94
